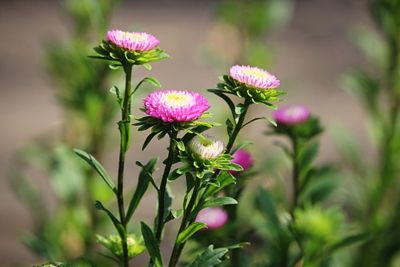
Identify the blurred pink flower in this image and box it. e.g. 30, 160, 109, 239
106, 30, 160, 51
195, 207, 228, 229
274, 105, 311, 125
144, 90, 209, 122
230, 65, 280, 89
229, 149, 253, 175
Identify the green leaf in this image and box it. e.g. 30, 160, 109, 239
256, 187, 280, 226
330, 232, 370, 252
143, 77, 162, 88
208, 89, 236, 119
204, 172, 236, 198
140, 222, 163, 267
142, 131, 160, 150
165, 209, 184, 223
118, 120, 131, 153
126, 158, 158, 221
133, 76, 161, 95
143, 63, 152, 70
235, 103, 246, 115
299, 141, 319, 179
73, 149, 116, 194
225, 118, 234, 136
174, 140, 186, 152
203, 197, 237, 208
109, 86, 122, 104
168, 169, 183, 181
135, 161, 159, 190
177, 222, 207, 244
187, 245, 229, 267
95, 201, 124, 237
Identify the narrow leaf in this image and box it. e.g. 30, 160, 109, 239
140, 222, 163, 267
177, 222, 207, 244
203, 197, 237, 208
126, 158, 158, 221
74, 149, 116, 193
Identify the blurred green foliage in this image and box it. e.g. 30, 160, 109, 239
337, 0, 400, 266
204, 0, 292, 69
11, 0, 119, 265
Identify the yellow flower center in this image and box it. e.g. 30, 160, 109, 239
242, 68, 270, 79
163, 92, 193, 107
124, 32, 147, 42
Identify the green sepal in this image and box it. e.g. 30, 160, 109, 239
91, 40, 169, 67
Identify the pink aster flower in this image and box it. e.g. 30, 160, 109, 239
143, 90, 209, 123
230, 65, 280, 89
229, 149, 253, 175
195, 207, 228, 230
106, 30, 160, 51
274, 105, 311, 125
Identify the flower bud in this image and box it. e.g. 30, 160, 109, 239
195, 207, 228, 229
189, 135, 224, 160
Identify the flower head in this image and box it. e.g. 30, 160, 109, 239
106, 30, 160, 51
229, 149, 253, 175
274, 105, 311, 125
230, 65, 280, 89
189, 135, 224, 160
144, 90, 209, 123
195, 207, 228, 229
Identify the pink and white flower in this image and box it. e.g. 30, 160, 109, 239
189, 135, 224, 160
144, 90, 209, 123
106, 30, 160, 51
230, 65, 280, 89
274, 105, 311, 125
195, 207, 228, 229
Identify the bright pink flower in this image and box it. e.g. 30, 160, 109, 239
195, 208, 228, 229
274, 105, 311, 125
229, 65, 280, 89
106, 30, 160, 51
229, 149, 253, 175
144, 90, 209, 123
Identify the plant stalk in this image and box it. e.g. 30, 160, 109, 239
154, 130, 178, 242
116, 63, 133, 267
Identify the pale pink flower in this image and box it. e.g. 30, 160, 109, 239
106, 30, 160, 51
230, 65, 280, 89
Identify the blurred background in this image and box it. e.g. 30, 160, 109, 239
0, 0, 386, 266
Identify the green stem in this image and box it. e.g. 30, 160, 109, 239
226, 98, 251, 153
154, 130, 178, 242
116, 63, 133, 267
168, 180, 201, 267
168, 98, 252, 267
290, 137, 300, 216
